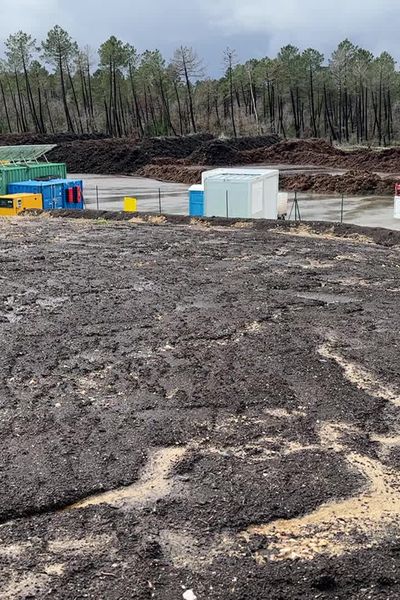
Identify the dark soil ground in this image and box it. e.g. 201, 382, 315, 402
1, 214, 400, 599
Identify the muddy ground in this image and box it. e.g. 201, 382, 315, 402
1, 215, 400, 598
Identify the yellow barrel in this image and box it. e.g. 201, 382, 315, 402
123, 197, 137, 212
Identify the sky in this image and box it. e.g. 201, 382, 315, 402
1, 0, 399, 75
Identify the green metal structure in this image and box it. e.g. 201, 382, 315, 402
0, 145, 67, 195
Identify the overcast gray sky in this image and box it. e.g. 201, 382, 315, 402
1, 0, 399, 74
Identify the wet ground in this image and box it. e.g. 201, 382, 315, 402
293, 193, 400, 231
74, 173, 400, 231
74, 173, 188, 214
1, 215, 400, 599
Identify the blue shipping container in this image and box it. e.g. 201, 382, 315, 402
8, 179, 84, 211
8, 179, 65, 210
63, 180, 84, 210
189, 185, 204, 217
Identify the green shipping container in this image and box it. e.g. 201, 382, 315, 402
27, 163, 67, 180
0, 162, 67, 195
0, 166, 29, 195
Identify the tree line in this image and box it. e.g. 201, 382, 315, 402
0, 28, 398, 144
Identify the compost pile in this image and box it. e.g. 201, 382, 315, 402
186, 139, 243, 165
229, 133, 281, 151
46, 134, 214, 174
280, 170, 396, 195
139, 163, 396, 195
137, 163, 206, 184
243, 138, 346, 166
186, 134, 281, 165
243, 138, 400, 173
0, 132, 110, 145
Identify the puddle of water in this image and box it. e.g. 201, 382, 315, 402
68, 447, 186, 510
293, 194, 400, 232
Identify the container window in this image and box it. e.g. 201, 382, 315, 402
0, 199, 13, 208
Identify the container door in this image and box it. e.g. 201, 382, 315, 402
204, 180, 229, 217
251, 180, 263, 217
51, 184, 63, 209
225, 183, 249, 218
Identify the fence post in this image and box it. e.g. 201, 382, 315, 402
158, 188, 162, 213
294, 191, 301, 221
96, 185, 99, 211
340, 194, 344, 223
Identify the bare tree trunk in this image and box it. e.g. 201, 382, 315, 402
182, 51, 196, 133
15, 72, 28, 131
0, 81, 12, 132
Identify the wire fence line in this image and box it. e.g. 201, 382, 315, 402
83, 186, 189, 215
80, 185, 396, 228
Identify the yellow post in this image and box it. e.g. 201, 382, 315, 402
123, 197, 137, 212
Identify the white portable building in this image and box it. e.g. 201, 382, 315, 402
394, 196, 400, 219
203, 168, 279, 220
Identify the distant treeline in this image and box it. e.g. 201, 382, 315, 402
0, 29, 397, 143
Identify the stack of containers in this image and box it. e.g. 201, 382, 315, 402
0, 163, 67, 196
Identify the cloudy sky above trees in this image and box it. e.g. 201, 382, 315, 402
1, 0, 398, 72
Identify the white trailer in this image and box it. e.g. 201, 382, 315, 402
202, 168, 280, 220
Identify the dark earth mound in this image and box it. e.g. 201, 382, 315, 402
186, 135, 281, 165
0, 132, 110, 145
280, 170, 396, 195
47, 134, 214, 174
244, 138, 400, 173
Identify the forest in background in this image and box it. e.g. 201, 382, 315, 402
0, 27, 398, 144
